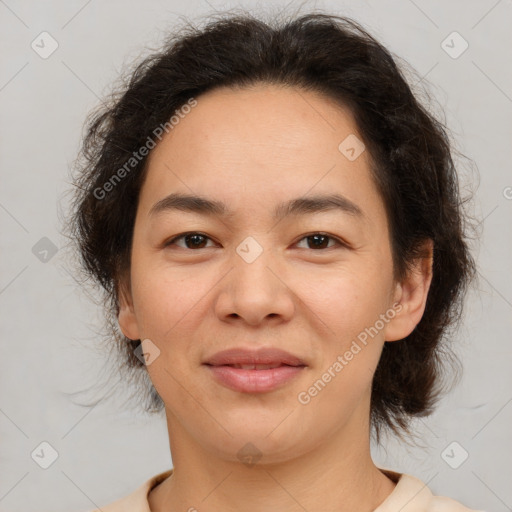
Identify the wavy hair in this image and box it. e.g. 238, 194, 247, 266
61, 9, 476, 442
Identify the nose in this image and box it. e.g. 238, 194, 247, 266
214, 242, 295, 327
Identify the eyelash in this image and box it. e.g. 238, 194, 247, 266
164, 231, 348, 251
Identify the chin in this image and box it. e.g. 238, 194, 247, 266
199, 421, 313, 467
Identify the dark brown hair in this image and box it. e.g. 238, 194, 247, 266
62, 9, 476, 442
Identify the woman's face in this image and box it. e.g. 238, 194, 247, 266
118, 84, 420, 464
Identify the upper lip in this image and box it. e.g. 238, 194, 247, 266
203, 347, 306, 367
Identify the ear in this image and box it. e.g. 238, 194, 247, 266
383, 239, 434, 342
117, 276, 141, 341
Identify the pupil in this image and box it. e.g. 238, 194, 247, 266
187, 234, 206, 248
309, 234, 328, 249
183, 234, 329, 249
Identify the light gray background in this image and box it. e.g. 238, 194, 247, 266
1, 1, 511, 511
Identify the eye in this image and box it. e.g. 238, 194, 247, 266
295, 232, 346, 250
164, 232, 216, 250
164, 231, 347, 251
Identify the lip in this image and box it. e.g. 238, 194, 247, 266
203, 347, 306, 367
203, 347, 307, 393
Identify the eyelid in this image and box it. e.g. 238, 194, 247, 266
294, 231, 349, 250
164, 231, 217, 248
164, 231, 350, 250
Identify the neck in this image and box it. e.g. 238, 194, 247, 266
148, 406, 396, 512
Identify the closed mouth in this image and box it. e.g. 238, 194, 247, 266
214, 363, 302, 370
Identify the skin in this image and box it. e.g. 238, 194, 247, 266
118, 83, 433, 512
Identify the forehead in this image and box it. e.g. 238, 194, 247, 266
148, 83, 362, 166
138, 83, 382, 223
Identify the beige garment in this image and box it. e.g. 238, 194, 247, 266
88, 467, 485, 512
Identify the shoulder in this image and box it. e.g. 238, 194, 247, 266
376, 469, 486, 512
86, 469, 173, 512
428, 494, 485, 512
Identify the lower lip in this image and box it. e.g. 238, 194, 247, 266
205, 364, 306, 393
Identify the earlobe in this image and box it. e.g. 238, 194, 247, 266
117, 280, 141, 341
384, 239, 434, 342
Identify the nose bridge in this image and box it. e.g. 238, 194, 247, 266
215, 234, 294, 324
235, 234, 267, 266
232, 234, 277, 292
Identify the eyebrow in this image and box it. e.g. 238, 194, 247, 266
148, 192, 364, 221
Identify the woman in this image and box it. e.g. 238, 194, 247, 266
65, 10, 483, 512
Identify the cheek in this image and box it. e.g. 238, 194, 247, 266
300, 266, 390, 337
297, 272, 388, 419
132, 267, 209, 407
299, 266, 392, 400
131, 258, 210, 338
